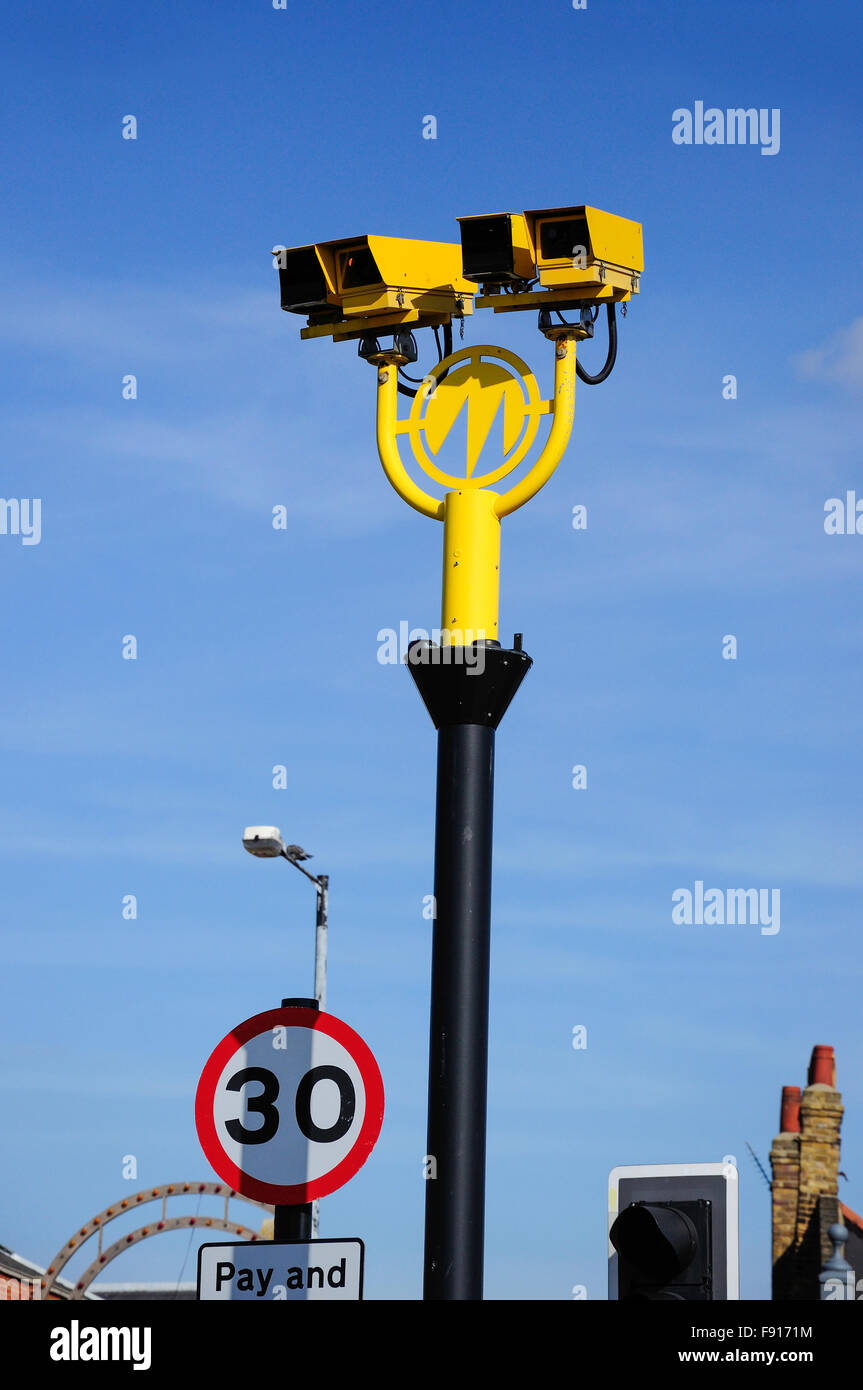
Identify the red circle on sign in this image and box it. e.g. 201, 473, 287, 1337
195, 1007, 385, 1205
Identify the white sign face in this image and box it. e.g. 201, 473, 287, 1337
197, 1240, 364, 1302
211, 1026, 366, 1188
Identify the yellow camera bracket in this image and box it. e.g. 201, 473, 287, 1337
375, 338, 577, 643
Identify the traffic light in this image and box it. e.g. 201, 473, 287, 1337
456, 205, 643, 312
608, 1163, 739, 1301
275, 235, 474, 342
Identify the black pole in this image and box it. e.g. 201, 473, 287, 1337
407, 637, 532, 1301
273, 997, 318, 1243
273, 1203, 312, 1241
425, 721, 494, 1298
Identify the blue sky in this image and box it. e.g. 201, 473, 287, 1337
2, 0, 862, 1300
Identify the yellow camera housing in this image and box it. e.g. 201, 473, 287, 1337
523, 205, 643, 298
458, 205, 643, 313
275, 236, 474, 342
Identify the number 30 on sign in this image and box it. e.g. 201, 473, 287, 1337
195, 1007, 385, 1204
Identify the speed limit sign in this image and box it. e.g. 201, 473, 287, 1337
195, 1006, 385, 1204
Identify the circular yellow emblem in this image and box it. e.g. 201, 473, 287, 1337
401, 345, 547, 491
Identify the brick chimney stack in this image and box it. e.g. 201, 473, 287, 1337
770, 1085, 801, 1299
770, 1046, 844, 1299
792, 1045, 843, 1298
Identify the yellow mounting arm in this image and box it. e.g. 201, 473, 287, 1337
493, 337, 576, 518
375, 359, 444, 521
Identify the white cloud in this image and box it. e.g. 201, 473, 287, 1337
794, 317, 863, 391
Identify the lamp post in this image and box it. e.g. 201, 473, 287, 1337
242, 826, 328, 1010
241, 825, 329, 1236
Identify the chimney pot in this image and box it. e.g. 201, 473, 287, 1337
809, 1045, 836, 1087
780, 1085, 802, 1132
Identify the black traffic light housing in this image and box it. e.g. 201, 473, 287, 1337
608, 1165, 739, 1301
610, 1199, 713, 1300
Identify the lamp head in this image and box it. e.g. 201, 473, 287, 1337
242, 826, 287, 859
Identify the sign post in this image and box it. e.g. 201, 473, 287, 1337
195, 1002, 383, 1300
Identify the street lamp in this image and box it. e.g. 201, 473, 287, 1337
241, 826, 328, 1009
242, 825, 330, 1241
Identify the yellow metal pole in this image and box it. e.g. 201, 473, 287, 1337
440, 488, 501, 644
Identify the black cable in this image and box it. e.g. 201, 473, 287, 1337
395, 319, 455, 398
436, 321, 453, 384
575, 303, 617, 385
